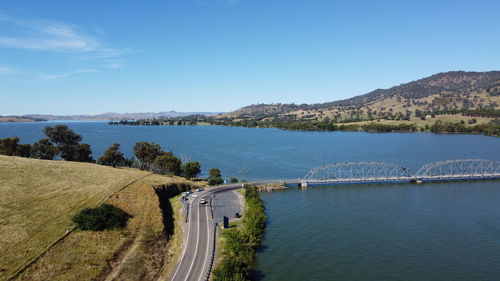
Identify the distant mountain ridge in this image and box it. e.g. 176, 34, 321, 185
1, 111, 222, 122
324, 70, 500, 107
222, 71, 500, 121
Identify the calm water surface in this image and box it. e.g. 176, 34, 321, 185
257, 181, 500, 281
0, 121, 499, 179
1, 122, 499, 280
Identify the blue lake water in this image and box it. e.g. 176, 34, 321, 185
0, 121, 499, 179
257, 181, 500, 281
1, 122, 499, 280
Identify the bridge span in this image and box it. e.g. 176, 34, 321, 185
299, 159, 500, 187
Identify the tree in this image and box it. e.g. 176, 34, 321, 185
0, 137, 31, 157
16, 144, 32, 158
73, 143, 95, 162
44, 125, 82, 146
98, 143, 125, 167
230, 177, 239, 183
58, 144, 77, 161
122, 157, 135, 167
182, 161, 201, 179
133, 141, 165, 170
209, 168, 222, 178
32, 138, 57, 160
44, 125, 93, 162
208, 176, 224, 186
152, 153, 182, 175
0, 137, 21, 156
208, 168, 223, 185
57, 143, 94, 162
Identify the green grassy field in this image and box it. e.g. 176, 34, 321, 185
0, 155, 195, 281
339, 114, 494, 128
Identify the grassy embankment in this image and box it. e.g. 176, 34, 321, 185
212, 185, 266, 281
0, 155, 197, 281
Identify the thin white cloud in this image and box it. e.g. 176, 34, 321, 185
0, 36, 97, 52
0, 15, 103, 53
105, 62, 122, 69
36, 72, 71, 81
0, 65, 14, 75
75, 68, 100, 73
34, 68, 101, 81
0, 13, 128, 79
0, 63, 100, 82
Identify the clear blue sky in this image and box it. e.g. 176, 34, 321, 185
1, 0, 499, 115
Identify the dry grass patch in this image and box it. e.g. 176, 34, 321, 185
0, 155, 201, 281
0, 155, 149, 280
11, 170, 196, 281
14, 230, 125, 281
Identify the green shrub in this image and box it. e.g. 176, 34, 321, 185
212, 185, 266, 281
230, 177, 239, 183
72, 203, 131, 231
208, 176, 224, 186
212, 258, 247, 281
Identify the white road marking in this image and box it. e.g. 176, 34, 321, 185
170, 198, 194, 281
183, 198, 201, 281
198, 199, 211, 281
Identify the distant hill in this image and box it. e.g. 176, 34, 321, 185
221, 71, 500, 122
1, 111, 222, 122
0, 116, 47, 122
323, 70, 500, 107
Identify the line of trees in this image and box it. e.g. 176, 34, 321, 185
108, 107, 500, 137
0, 125, 94, 161
0, 125, 214, 180
429, 119, 500, 136
132, 141, 202, 179
212, 185, 266, 281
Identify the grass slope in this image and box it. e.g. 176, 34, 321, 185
0, 155, 194, 281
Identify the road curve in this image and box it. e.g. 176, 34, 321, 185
169, 181, 297, 281
169, 192, 210, 281
169, 184, 241, 281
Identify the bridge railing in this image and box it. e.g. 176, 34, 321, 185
415, 159, 500, 179
303, 159, 500, 183
304, 162, 412, 182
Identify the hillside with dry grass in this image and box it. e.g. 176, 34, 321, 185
219, 71, 500, 122
109, 71, 500, 135
0, 155, 199, 281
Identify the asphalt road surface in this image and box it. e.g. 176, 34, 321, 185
169, 184, 243, 281
169, 181, 298, 281
212, 190, 241, 223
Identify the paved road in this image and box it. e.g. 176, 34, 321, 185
169, 181, 298, 281
212, 190, 241, 223
169, 184, 244, 281
170, 191, 212, 281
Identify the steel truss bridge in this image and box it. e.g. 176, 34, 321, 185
301, 159, 500, 186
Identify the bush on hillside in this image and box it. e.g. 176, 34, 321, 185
72, 203, 131, 231
208, 176, 224, 186
212, 185, 266, 281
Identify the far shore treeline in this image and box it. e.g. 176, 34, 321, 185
0, 125, 226, 183
109, 111, 500, 137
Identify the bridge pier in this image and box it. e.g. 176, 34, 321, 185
301, 180, 308, 188
410, 178, 423, 184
